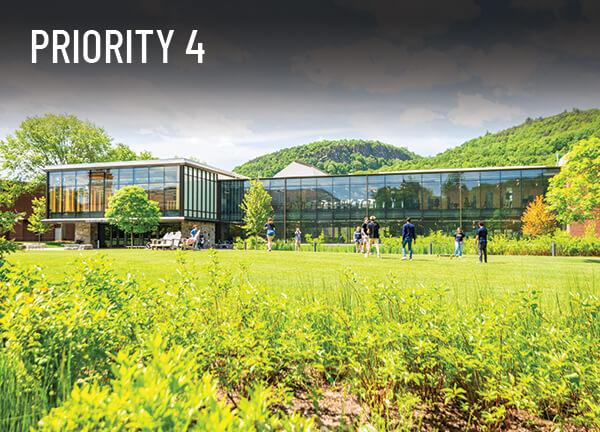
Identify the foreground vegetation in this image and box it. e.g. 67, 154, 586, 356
1, 250, 599, 430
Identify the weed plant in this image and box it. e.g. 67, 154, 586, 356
0, 251, 598, 430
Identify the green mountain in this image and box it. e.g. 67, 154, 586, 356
233, 109, 600, 177
233, 139, 421, 177
378, 108, 600, 172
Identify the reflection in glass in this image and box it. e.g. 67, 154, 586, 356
368, 175, 386, 219
286, 179, 302, 221
349, 176, 367, 219
480, 171, 501, 209
422, 174, 441, 212
332, 177, 350, 220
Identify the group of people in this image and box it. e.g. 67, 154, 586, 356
263, 216, 489, 263
185, 225, 207, 250
451, 221, 488, 263
352, 216, 383, 258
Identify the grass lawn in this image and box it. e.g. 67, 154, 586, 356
9, 249, 599, 312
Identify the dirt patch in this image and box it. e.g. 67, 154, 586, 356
282, 385, 368, 429
283, 393, 588, 431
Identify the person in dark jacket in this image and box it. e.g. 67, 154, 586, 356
475, 221, 488, 263
401, 217, 417, 261
364, 216, 381, 259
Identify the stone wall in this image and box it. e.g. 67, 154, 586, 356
74, 222, 98, 246
181, 221, 216, 247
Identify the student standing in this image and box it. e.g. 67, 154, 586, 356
475, 221, 488, 263
361, 217, 369, 254
294, 227, 302, 251
401, 217, 417, 261
353, 226, 362, 253
453, 227, 466, 258
364, 216, 381, 258
264, 217, 276, 252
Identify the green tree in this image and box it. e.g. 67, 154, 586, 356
105, 186, 161, 247
546, 137, 600, 224
106, 143, 154, 162
0, 181, 26, 267
28, 196, 53, 241
240, 180, 272, 248
0, 114, 152, 184
521, 195, 557, 236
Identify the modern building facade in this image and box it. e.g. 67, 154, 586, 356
220, 166, 560, 242
43, 159, 244, 247
43, 159, 560, 247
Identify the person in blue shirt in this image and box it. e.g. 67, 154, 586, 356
188, 225, 200, 249
294, 227, 302, 252
401, 217, 417, 261
453, 227, 466, 258
264, 217, 276, 251
475, 221, 488, 263
353, 226, 362, 253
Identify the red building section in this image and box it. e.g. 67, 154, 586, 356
3, 190, 74, 242
568, 219, 600, 238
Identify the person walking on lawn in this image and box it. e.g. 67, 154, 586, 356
353, 226, 362, 253
264, 217, 276, 252
364, 216, 381, 258
475, 221, 488, 263
401, 217, 417, 261
453, 227, 466, 258
294, 227, 302, 251
360, 216, 369, 254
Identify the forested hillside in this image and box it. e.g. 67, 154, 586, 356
233, 140, 420, 177
378, 108, 600, 171
233, 109, 600, 177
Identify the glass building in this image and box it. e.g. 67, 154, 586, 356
44, 159, 241, 248
44, 160, 560, 247
220, 166, 560, 242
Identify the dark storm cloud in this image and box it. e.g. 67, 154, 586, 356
0, 0, 599, 167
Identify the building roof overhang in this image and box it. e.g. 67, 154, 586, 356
42, 158, 247, 180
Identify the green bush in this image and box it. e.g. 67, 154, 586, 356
38, 337, 312, 431
1, 251, 599, 429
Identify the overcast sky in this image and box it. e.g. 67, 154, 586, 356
1, 0, 599, 170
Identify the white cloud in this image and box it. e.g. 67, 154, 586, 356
448, 93, 523, 127
293, 38, 464, 93
398, 107, 443, 124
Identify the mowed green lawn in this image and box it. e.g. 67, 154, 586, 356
8, 248, 599, 312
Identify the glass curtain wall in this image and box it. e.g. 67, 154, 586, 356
183, 165, 217, 220
48, 166, 181, 219
218, 167, 559, 241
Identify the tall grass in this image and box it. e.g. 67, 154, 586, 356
1, 251, 599, 429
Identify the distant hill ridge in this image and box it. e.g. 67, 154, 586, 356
233, 139, 420, 177
233, 109, 600, 177
379, 108, 600, 172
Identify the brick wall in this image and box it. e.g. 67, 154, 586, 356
568, 219, 600, 237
